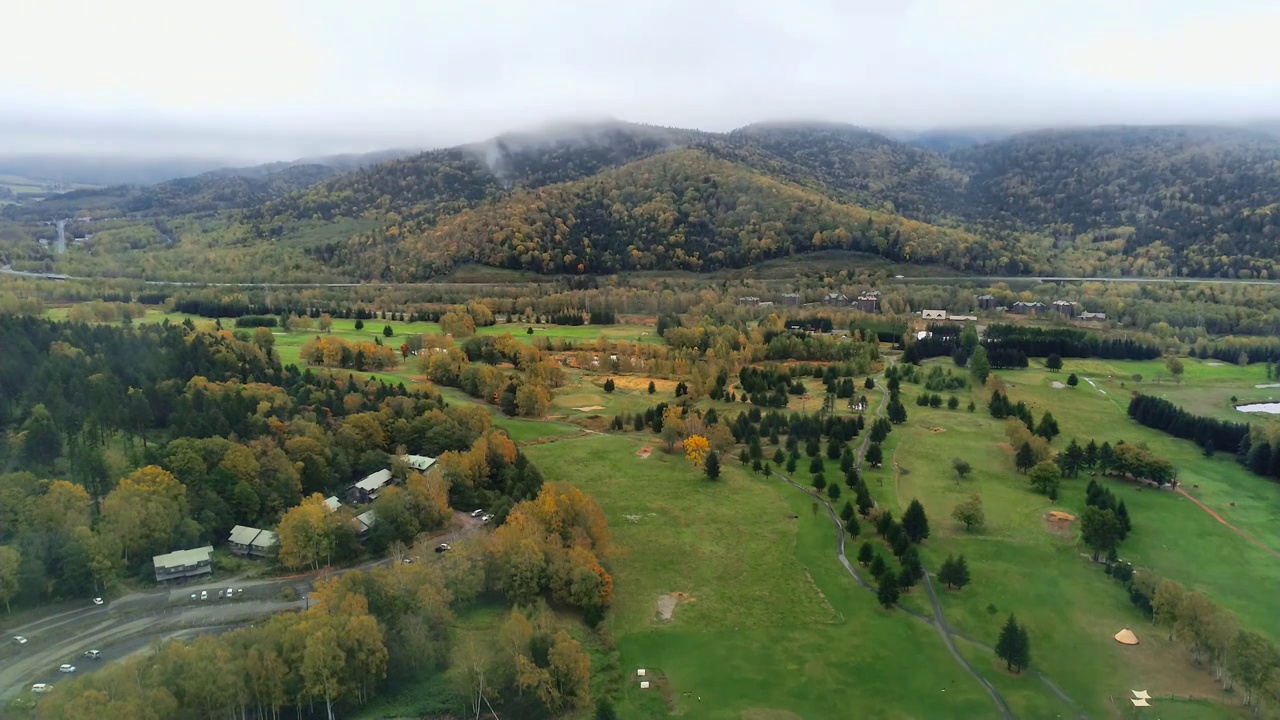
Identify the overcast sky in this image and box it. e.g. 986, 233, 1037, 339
4, 0, 1279, 162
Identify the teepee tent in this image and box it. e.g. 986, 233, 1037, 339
1114, 628, 1139, 645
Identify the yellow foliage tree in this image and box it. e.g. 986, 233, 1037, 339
684, 434, 710, 468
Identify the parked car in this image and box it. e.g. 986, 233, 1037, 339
200, 590, 207, 600
435, 543, 451, 553
190, 593, 197, 600
92, 597, 104, 606
402, 557, 415, 564
226, 587, 234, 597
236, 588, 243, 595
31, 683, 50, 694
481, 514, 493, 523
13, 636, 27, 645
84, 650, 101, 660
59, 664, 76, 673
470, 509, 485, 518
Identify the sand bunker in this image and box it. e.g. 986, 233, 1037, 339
931, 427, 945, 433
1114, 628, 1139, 645
655, 591, 695, 621
636, 446, 653, 459
1051, 381, 1065, 389
574, 405, 606, 412
1044, 511, 1077, 536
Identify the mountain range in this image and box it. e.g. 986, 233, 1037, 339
5, 120, 1280, 281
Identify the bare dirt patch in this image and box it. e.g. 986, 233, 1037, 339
655, 591, 696, 621
636, 446, 653, 459
573, 405, 606, 412
612, 375, 678, 393
930, 427, 945, 433
1043, 510, 1077, 537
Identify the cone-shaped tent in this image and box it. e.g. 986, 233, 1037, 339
1114, 628, 1139, 645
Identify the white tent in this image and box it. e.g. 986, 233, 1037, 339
1131, 690, 1150, 699
1130, 698, 1151, 707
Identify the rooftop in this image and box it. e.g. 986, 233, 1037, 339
153, 546, 214, 570
324, 496, 342, 512
356, 510, 377, 530
251, 530, 278, 549
400, 454, 436, 472
228, 525, 261, 545
354, 468, 393, 492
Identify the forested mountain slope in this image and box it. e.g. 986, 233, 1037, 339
8, 120, 1280, 281
949, 126, 1280, 278
315, 149, 1038, 281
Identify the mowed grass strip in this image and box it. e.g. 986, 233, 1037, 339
525, 433, 1039, 719
864, 367, 1263, 717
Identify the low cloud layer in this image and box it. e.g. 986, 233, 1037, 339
3, 0, 1278, 162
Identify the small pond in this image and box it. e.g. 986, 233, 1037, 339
1236, 402, 1280, 414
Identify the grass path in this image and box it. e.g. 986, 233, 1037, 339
1176, 488, 1280, 562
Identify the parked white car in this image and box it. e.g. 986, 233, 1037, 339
84, 649, 101, 659
12, 636, 27, 645
92, 597, 104, 606
481, 514, 493, 523
200, 590, 208, 600
470, 509, 485, 518
31, 683, 50, 694
59, 664, 76, 673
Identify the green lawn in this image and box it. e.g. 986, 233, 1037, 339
851, 362, 1271, 717
525, 433, 1064, 719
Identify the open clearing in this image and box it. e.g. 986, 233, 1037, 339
525, 433, 1068, 719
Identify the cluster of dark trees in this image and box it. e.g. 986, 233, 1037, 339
738, 366, 808, 407
1127, 394, 1249, 456
989, 391, 1059, 441
856, 499, 930, 609
982, 325, 1161, 360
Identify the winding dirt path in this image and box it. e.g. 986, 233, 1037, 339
1176, 488, 1280, 561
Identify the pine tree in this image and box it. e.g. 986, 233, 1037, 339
827, 483, 842, 501
869, 554, 887, 578
840, 447, 855, 473
890, 529, 911, 557
648, 380, 656, 395
1116, 500, 1131, 538
704, 451, 721, 480
603, 378, 616, 393
785, 456, 798, 473
809, 455, 824, 475
840, 501, 855, 521
901, 499, 930, 543
811, 473, 827, 491
1066, 373, 1079, 387
953, 555, 971, 589
877, 569, 900, 609
857, 541, 875, 566
1045, 353, 1063, 372
898, 547, 923, 591
1015, 442, 1035, 473
773, 448, 785, 464
866, 443, 884, 468
876, 510, 895, 538
996, 614, 1024, 672
844, 514, 860, 538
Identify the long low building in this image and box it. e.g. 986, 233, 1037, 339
228, 525, 279, 558
154, 546, 214, 582
347, 468, 393, 504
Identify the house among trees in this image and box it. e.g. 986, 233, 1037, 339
921, 309, 948, 321
324, 496, 343, 513
355, 510, 377, 538
1011, 301, 1047, 315
153, 546, 214, 583
1052, 300, 1078, 318
348, 469, 393, 504
227, 525, 279, 558
976, 294, 999, 310
824, 292, 849, 306
737, 296, 760, 306
781, 292, 802, 306
856, 291, 881, 313
1081, 311, 1107, 321
400, 454, 437, 472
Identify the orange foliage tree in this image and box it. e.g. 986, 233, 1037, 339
684, 434, 710, 468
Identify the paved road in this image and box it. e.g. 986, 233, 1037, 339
6, 264, 1280, 288
0, 512, 484, 702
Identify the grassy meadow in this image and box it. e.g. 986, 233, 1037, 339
525, 433, 1037, 719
